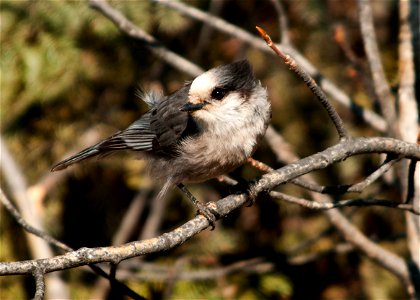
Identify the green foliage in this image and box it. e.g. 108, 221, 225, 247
260, 273, 293, 297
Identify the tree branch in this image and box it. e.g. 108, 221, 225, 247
256, 26, 349, 140
397, 0, 420, 292
116, 257, 272, 281
152, 0, 387, 132
1, 136, 418, 278
268, 0, 290, 45
88, 0, 203, 77
249, 136, 420, 197
0, 188, 145, 300
270, 191, 419, 214
32, 268, 46, 300
357, 0, 397, 135
0, 136, 69, 299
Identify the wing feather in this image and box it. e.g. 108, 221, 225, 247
51, 84, 199, 171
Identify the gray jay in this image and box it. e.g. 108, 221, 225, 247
51, 60, 271, 227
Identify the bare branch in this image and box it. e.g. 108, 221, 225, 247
0, 188, 144, 300
163, 257, 188, 299
1, 136, 418, 278
357, 0, 397, 134
89, 0, 203, 77
192, 0, 226, 60
270, 191, 419, 214
138, 188, 169, 240
347, 155, 401, 192
249, 136, 420, 197
265, 126, 301, 163
152, 0, 387, 132
333, 24, 377, 105
268, 0, 290, 45
32, 268, 46, 300
113, 190, 149, 245
249, 154, 401, 194
251, 132, 419, 295
287, 243, 355, 265
256, 26, 349, 140
0, 188, 71, 252
0, 136, 69, 299
265, 128, 406, 194
397, 0, 420, 287
217, 175, 239, 186
117, 257, 272, 281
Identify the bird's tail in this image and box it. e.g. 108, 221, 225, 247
51, 142, 109, 171
51, 115, 155, 172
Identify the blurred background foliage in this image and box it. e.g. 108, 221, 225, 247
0, 0, 408, 299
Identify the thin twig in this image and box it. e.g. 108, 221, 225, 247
256, 26, 349, 140
286, 227, 335, 254
217, 175, 239, 186
247, 157, 272, 172
248, 154, 401, 194
0, 188, 71, 251
270, 191, 419, 214
117, 257, 272, 281
288, 243, 355, 265
263, 123, 419, 294
347, 155, 401, 192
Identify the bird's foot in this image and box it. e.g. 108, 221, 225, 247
195, 202, 218, 230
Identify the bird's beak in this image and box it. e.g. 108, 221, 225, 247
180, 102, 207, 112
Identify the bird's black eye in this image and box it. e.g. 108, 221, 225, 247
211, 87, 228, 100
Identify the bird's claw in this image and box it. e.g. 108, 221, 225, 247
195, 202, 218, 230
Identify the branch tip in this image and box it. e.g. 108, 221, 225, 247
255, 26, 272, 46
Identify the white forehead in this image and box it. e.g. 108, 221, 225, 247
190, 70, 218, 96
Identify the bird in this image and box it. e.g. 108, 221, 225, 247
51, 60, 271, 227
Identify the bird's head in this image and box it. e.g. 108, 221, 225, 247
181, 60, 266, 129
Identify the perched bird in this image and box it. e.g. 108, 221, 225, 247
52, 60, 271, 227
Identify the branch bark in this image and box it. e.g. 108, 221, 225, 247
1, 136, 419, 279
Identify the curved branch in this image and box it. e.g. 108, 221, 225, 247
1, 136, 419, 278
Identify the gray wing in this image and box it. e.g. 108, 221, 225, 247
51, 84, 196, 171
149, 84, 197, 155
